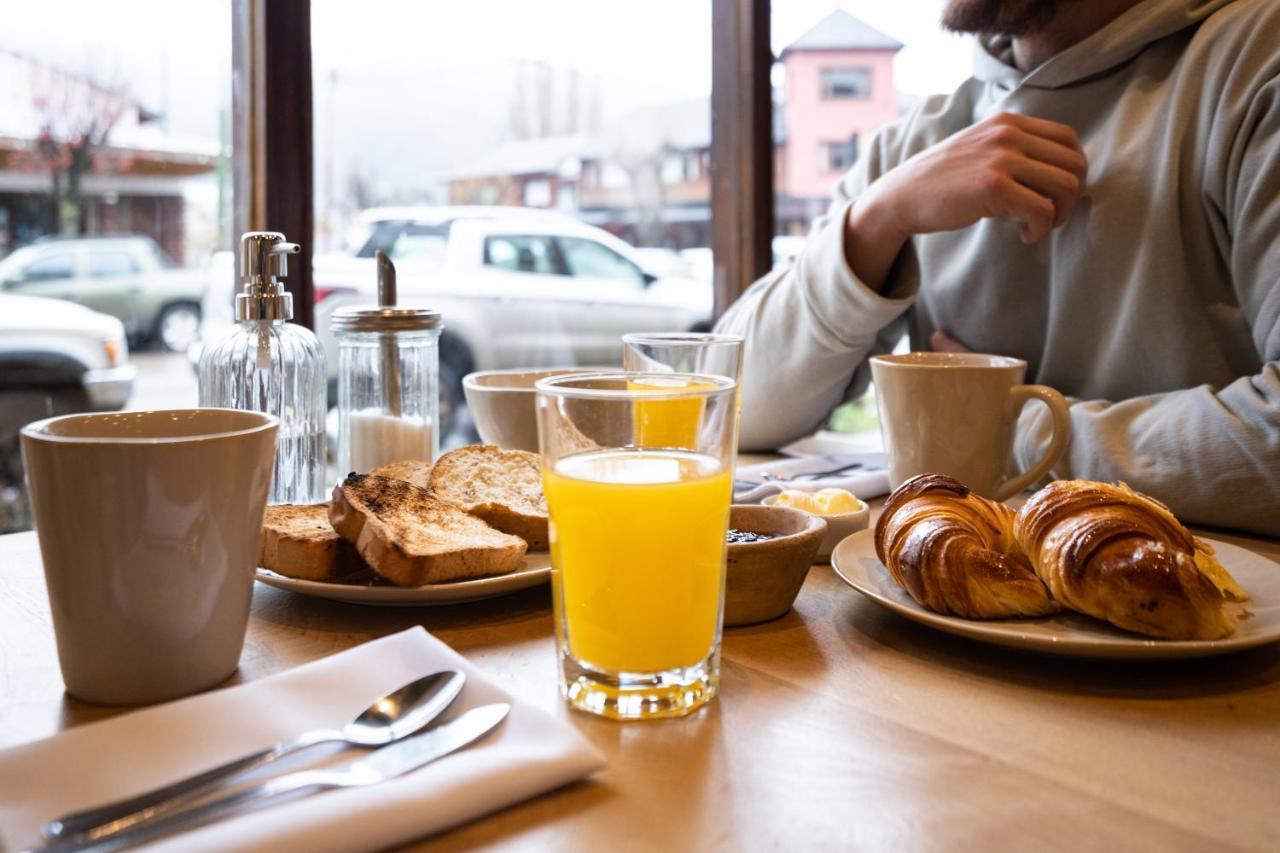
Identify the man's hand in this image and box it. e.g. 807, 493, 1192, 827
844, 112, 1088, 290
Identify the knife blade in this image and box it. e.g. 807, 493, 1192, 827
49, 703, 511, 852
351, 702, 510, 781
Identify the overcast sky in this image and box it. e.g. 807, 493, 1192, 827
0, 1, 974, 198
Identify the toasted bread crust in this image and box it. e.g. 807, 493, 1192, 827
260, 504, 365, 581
427, 445, 550, 550
370, 459, 433, 489
330, 474, 526, 585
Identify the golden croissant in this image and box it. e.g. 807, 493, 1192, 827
874, 474, 1057, 618
1012, 481, 1236, 639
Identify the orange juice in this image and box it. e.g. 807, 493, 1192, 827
544, 449, 731, 673
628, 377, 718, 448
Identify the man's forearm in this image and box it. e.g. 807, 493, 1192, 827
1015, 366, 1280, 536
716, 203, 917, 450
842, 191, 911, 294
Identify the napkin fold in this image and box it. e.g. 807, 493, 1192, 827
0, 628, 604, 852
733, 453, 890, 504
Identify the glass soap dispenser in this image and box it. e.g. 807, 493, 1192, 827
198, 231, 327, 504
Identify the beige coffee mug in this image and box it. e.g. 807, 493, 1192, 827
20, 409, 277, 705
870, 353, 1071, 500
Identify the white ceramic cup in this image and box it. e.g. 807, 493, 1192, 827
20, 409, 278, 705
870, 353, 1071, 501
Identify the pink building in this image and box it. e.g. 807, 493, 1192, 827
776, 10, 903, 233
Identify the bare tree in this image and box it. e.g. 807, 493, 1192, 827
505, 62, 590, 141
22, 63, 133, 235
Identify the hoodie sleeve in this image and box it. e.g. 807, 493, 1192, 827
714, 128, 918, 451
1014, 75, 1280, 537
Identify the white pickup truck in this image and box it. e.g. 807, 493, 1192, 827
312, 207, 713, 430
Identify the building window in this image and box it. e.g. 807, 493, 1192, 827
660, 153, 685, 185
820, 138, 858, 173
523, 178, 552, 208
820, 67, 873, 100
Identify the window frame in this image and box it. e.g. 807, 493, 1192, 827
820, 66, 874, 100
237, 0, 773, 325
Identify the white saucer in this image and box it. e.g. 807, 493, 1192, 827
255, 552, 552, 607
830, 529, 1280, 659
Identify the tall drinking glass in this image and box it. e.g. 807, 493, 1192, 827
622, 332, 744, 447
536, 372, 737, 720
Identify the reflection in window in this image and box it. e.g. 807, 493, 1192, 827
88, 251, 137, 278
820, 67, 873, 99
485, 235, 561, 275
558, 237, 644, 286
820, 138, 859, 173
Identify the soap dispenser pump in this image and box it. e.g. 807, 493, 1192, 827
198, 231, 327, 504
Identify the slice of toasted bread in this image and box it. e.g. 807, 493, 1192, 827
427, 444, 550, 550
329, 473, 527, 585
260, 504, 365, 581
370, 459, 432, 488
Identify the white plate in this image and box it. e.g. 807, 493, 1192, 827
830, 529, 1280, 659
254, 553, 552, 606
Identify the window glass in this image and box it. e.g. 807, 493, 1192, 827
20, 253, 75, 282
313, 0, 715, 447
820, 138, 859, 173
772, 2, 972, 443
484, 235, 561, 275
559, 237, 645, 286
0, 1, 232, 534
820, 67, 873, 99
88, 251, 138, 278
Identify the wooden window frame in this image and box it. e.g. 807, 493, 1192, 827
711, 0, 773, 320
232, 0, 315, 328
233, 0, 773, 327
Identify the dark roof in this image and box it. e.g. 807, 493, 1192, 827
781, 9, 903, 54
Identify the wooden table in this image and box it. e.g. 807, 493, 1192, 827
2, 513, 1278, 851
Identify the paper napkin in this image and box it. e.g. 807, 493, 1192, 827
0, 627, 604, 852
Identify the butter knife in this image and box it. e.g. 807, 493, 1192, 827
46, 703, 510, 852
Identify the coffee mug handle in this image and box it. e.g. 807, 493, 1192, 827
993, 384, 1072, 502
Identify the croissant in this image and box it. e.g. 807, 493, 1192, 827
874, 474, 1057, 618
1013, 481, 1235, 640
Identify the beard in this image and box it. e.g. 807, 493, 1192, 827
941, 0, 1065, 36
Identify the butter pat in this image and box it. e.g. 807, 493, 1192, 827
813, 488, 864, 514
772, 488, 865, 516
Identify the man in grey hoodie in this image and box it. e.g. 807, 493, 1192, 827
717, 0, 1280, 535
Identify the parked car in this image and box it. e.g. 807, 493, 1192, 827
0, 293, 135, 532
0, 235, 206, 352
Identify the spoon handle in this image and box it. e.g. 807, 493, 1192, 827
43, 728, 340, 841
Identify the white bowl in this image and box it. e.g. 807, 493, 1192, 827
462, 367, 607, 452
762, 494, 870, 562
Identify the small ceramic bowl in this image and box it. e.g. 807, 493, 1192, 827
761, 494, 871, 562
462, 367, 606, 452
724, 504, 827, 627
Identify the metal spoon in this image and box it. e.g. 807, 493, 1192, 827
44, 669, 466, 842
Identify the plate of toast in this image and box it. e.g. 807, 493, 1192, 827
255, 444, 554, 606
830, 474, 1280, 658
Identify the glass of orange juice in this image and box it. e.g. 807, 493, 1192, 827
622, 333, 744, 448
536, 371, 737, 720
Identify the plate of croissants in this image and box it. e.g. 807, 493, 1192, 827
831, 473, 1280, 658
